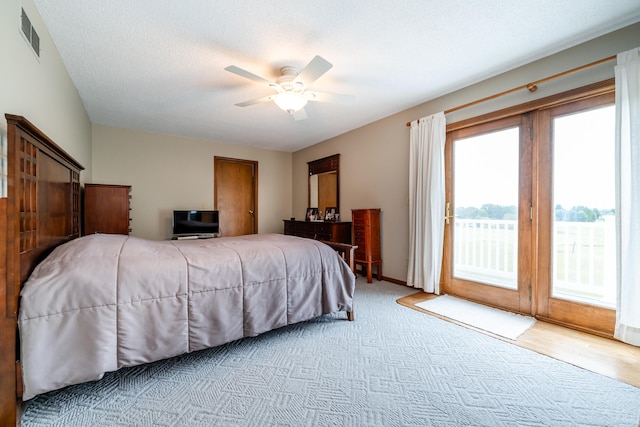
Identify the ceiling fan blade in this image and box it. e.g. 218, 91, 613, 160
235, 94, 275, 107
294, 56, 333, 87
225, 65, 274, 85
305, 91, 355, 105
292, 108, 308, 120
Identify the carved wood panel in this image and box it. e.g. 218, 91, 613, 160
308, 154, 339, 175
19, 137, 38, 253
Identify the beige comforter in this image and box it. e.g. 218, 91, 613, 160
18, 233, 355, 399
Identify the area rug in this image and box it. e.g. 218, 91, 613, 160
415, 294, 536, 340
20, 279, 640, 426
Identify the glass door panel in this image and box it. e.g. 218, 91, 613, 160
552, 105, 616, 308
453, 127, 520, 289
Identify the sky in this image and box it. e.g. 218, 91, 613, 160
454, 105, 615, 211
454, 127, 519, 208
553, 105, 615, 210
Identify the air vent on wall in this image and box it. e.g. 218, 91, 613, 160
21, 8, 40, 57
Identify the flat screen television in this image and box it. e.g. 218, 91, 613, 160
172, 210, 219, 236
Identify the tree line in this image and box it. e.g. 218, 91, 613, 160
455, 204, 614, 222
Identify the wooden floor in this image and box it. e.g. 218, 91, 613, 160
397, 291, 640, 389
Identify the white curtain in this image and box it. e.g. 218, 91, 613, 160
614, 47, 640, 346
407, 112, 446, 293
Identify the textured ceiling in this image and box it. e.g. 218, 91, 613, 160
34, 0, 640, 152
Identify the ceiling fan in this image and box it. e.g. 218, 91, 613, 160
225, 55, 354, 120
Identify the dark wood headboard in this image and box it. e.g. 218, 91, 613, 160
0, 114, 84, 425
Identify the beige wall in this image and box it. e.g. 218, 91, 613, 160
3, 1, 638, 280
92, 125, 292, 240
0, 0, 92, 180
293, 22, 640, 284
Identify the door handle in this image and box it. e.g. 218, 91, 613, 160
249, 210, 254, 215
445, 202, 454, 225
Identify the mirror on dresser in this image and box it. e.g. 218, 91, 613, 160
283, 153, 351, 245
308, 153, 340, 217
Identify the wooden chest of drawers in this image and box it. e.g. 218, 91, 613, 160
283, 220, 352, 244
84, 184, 132, 235
352, 209, 381, 283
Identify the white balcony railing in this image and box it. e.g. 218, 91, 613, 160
453, 217, 616, 307
454, 219, 518, 288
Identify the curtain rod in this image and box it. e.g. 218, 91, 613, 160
405, 54, 616, 127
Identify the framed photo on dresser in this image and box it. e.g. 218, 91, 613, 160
305, 207, 319, 221
325, 207, 337, 221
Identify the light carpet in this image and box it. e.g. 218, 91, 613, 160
21, 278, 640, 426
415, 295, 537, 340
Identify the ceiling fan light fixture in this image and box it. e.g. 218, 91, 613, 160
274, 92, 307, 114
226, 56, 351, 119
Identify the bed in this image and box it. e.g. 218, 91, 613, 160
19, 233, 355, 399
0, 115, 355, 420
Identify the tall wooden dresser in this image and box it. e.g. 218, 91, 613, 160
84, 184, 132, 235
352, 208, 381, 283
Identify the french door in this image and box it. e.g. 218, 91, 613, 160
443, 85, 616, 335
536, 93, 616, 335
443, 115, 533, 314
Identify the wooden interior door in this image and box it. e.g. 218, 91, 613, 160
214, 157, 258, 236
